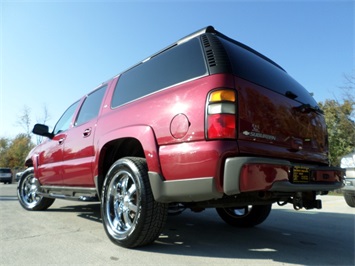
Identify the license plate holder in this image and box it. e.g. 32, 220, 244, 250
292, 166, 310, 183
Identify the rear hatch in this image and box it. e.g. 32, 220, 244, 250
218, 36, 328, 164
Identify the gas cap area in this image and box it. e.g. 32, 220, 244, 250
170, 114, 190, 139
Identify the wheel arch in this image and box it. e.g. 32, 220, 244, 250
24, 154, 39, 177
94, 125, 161, 199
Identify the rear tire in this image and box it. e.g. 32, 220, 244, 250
17, 168, 55, 211
343, 192, 355, 207
101, 157, 168, 248
216, 204, 272, 227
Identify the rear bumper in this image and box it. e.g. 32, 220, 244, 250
149, 156, 344, 203
224, 157, 344, 195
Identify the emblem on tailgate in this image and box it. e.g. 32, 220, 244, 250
243, 131, 276, 141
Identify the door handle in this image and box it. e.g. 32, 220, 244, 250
58, 138, 65, 145
83, 128, 92, 137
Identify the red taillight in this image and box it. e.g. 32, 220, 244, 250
207, 114, 236, 139
206, 89, 237, 139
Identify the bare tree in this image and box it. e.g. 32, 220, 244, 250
37, 104, 51, 125
341, 73, 355, 121
16, 105, 32, 137
36, 104, 51, 144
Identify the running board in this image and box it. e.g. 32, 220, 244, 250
38, 186, 99, 202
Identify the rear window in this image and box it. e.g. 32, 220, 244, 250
219, 37, 318, 106
111, 38, 208, 108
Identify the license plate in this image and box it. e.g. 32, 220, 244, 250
292, 167, 310, 183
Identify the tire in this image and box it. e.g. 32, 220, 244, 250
17, 168, 55, 211
216, 204, 272, 227
101, 157, 168, 248
343, 192, 355, 207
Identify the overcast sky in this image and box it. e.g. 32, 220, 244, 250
1, 0, 354, 138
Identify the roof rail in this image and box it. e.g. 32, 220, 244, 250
140, 26, 216, 63
176, 25, 216, 45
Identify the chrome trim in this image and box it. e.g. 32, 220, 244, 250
38, 186, 99, 201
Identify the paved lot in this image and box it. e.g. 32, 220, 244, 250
0, 183, 354, 266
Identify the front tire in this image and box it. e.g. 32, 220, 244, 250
17, 168, 55, 211
216, 204, 272, 227
101, 157, 168, 248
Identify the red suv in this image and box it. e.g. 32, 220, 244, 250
18, 26, 344, 248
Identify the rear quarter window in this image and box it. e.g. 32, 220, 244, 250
111, 38, 208, 108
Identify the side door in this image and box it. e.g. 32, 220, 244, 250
37, 101, 80, 185
61, 85, 108, 186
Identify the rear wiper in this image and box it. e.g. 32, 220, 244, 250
294, 104, 324, 114
285, 91, 298, 100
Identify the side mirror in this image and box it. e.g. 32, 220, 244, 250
32, 124, 54, 139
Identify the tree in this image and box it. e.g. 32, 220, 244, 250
36, 104, 51, 144
6, 134, 35, 168
1, 105, 50, 168
319, 73, 355, 166
0, 137, 10, 167
16, 105, 32, 137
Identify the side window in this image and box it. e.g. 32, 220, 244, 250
53, 101, 80, 135
111, 38, 207, 108
75, 85, 107, 126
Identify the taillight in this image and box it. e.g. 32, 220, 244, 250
206, 89, 237, 139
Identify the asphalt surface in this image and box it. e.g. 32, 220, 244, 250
0, 183, 354, 266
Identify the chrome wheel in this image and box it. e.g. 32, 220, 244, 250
101, 157, 168, 248
19, 173, 42, 208
232, 206, 250, 216
105, 168, 139, 238
17, 168, 55, 211
216, 204, 272, 227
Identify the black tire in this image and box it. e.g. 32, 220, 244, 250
101, 157, 168, 248
216, 204, 272, 227
17, 168, 55, 211
343, 192, 355, 207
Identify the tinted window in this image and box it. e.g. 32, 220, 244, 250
112, 38, 207, 108
219, 37, 318, 106
0, 169, 11, 173
53, 101, 80, 135
75, 85, 107, 126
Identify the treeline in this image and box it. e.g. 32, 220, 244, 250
0, 134, 34, 169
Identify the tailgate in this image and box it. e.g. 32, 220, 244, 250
236, 77, 328, 164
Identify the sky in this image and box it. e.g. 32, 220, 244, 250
1, 0, 354, 139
